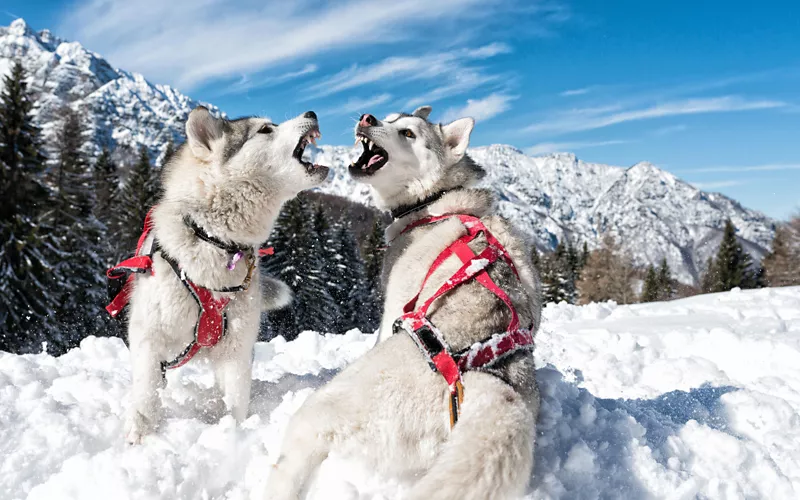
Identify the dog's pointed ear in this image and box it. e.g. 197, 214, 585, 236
186, 106, 223, 160
441, 117, 474, 161
412, 105, 432, 120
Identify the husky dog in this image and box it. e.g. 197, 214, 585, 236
267, 107, 541, 499
124, 107, 328, 444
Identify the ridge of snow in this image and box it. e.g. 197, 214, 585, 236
1, 286, 799, 498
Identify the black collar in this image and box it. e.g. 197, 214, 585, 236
390, 189, 455, 220
183, 215, 252, 255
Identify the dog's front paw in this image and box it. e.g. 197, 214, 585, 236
124, 410, 156, 445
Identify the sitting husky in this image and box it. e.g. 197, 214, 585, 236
120, 107, 328, 444
268, 106, 541, 499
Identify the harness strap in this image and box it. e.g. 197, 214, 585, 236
395, 213, 534, 427
106, 209, 157, 317
184, 215, 251, 255
161, 253, 230, 370
106, 208, 276, 370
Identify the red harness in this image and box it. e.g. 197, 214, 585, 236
106, 209, 273, 370
392, 214, 534, 426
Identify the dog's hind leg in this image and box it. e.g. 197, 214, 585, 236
266, 391, 348, 500
405, 372, 538, 500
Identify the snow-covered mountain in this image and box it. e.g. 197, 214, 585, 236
313, 145, 775, 284
0, 18, 219, 163
0, 19, 775, 284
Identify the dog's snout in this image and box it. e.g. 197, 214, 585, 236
303, 111, 317, 120
359, 114, 378, 127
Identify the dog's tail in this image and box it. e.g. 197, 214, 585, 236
261, 276, 293, 312
406, 371, 538, 500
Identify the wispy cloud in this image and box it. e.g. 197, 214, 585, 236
525, 139, 628, 156
524, 96, 786, 136
441, 93, 517, 122
59, 0, 504, 89
304, 44, 510, 102
686, 163, 800, 174
216, 64, 318, 97
560, 87, 590, 97
650, 124, 688, 137
321, 93, 392, 117
690, 180, 745, 190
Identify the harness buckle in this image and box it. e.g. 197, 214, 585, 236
394, 314, 465, 427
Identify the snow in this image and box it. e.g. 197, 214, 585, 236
2, 287, 799, 499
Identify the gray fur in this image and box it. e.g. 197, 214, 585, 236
267, 106, 541, 499
124, 107, 327, 444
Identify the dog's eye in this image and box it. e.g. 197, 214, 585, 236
257, 124, 274, 134
400, 129, 415, 139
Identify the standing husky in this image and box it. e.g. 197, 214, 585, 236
120, 107, 329, 444
267, 106, 541, 499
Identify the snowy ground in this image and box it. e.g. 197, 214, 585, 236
2, 287, 799, 500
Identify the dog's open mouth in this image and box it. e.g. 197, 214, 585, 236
349, 133, 389, 176
294, 127, 326, 174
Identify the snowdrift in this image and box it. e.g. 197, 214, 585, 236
2, 287, 799, 499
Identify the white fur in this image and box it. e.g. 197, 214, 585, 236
267, 107, 541, 499
124, 107, 327, 444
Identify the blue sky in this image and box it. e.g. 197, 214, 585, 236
6, 0, 800, 219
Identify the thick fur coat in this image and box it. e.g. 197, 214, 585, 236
268, 106, 541, 499
124, 107, 327, 444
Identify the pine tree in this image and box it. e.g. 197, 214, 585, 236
0, 60, 56, 352
577, 234, 636, 305
656, 257, 674, 301
700, 257, 716, 293
580, 241, 590, 269
641, 265, 660, 302
762, 219, 800, 287
93, 148, 119, 221
49, 107, 93, 224
362, 217, 386, 301
566, 241, 580, 280
540, 242, 576, 304
310, 203, 341, 329
111, 146, 159, 256
263, 197, 337, 339
44, 107, 107, 354
704, 220, 756, 293
333, 221, 376, 332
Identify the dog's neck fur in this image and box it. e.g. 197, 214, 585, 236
385, 187, 496, 242
150, 147, 286, 287
380, 153, 489, 241
376, 154, 485, 212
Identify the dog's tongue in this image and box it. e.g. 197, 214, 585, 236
367, 155, 383, 167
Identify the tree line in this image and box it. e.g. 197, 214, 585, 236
534, 216, 800, 307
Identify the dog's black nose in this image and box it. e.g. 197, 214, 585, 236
359, 114, 378, 127
303, 111, 317, 120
